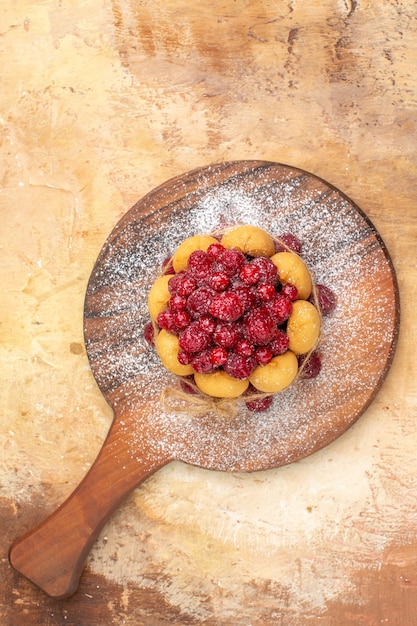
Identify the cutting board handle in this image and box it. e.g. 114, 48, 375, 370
9, 415, 172, 599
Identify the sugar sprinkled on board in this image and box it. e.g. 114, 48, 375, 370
84, 164, 398, 472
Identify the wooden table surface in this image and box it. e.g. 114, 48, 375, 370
1, 1, 416, 624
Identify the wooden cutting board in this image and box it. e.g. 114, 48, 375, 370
9, 161, 399, 600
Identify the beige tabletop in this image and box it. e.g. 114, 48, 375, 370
1, 1, 416, 624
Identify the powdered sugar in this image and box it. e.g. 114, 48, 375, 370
84, 162, 399, 472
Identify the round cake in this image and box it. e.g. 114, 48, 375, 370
144, 224, 336, 413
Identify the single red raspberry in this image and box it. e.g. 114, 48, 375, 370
208, 271, 230, 291
250, 257, 278, 284
177, 350, 193, 365
280, 283, 298, 301
187, 250, 212, 279
157, 309, 178, 333
311, 284, 337, 316
224, 351, 257, 379
218, 249, 246, 276
267, 294, 292, 323
143, 322, 155, 345
179, 321, 211, 353
274, 233, 302, 254
209, 292, 244, 321
197, 314, 216, 335
209, 346, 228, 367
168, 271, 196, 296
192, 350, 216, 373
207, 242, 225, 260
236, 338, 255, 357
213, 321, 243, 348
254, 345, 273, 364
169, 294, 187, 311
239, 262, 261, 285
244, 308, 277, 346
168, 272, 182, 294
246, 394, 273, 412
230, 285, 258, 312
187, 286, 216, 317
270, 329, 289, 355
257, 283, 276, 301
298, 352, 322, 378
173, 310, 191, 329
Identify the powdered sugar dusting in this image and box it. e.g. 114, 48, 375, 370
84, 162, 399, 472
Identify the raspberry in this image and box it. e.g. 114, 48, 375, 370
192, 350, 215, 373
267, 294, 292, 323
230, 285, 258, 312
245, 394, 273, 412
187, 250, 212, 279
224, 351, 257, 379
169, 294, 187, 311
275, 233, 302, 254
250, 257, 278, 284
187, 286, 215, 317
254, 345, 273, 364
172, 310, 191, 329
209, 292, 244, 321
207, 242, 225, 260
168, 272, 196, 296
257, 283, 276, 301
244, 308, 277, 346
179, 321, 211, 353
143, 322, 155, 345
208, 271, 230, 291
197, 314, 216, 335
270, 329, 289, 355
213, 321, 242, 348
177, 350, 193, 365
157, 309, 178, 333
218, 249, 246, 276
239, 262, 261, 285
168, 272, 182, 294
311, 284, 337, 316
236, 339, 255, 357
280, 283, 298, 301
209, 346, 228, 367
298, 352, 322, 378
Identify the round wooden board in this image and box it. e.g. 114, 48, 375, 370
84, 160, 400, 473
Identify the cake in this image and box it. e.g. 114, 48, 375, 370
144, 224, 336, 413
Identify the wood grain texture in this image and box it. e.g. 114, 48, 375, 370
1, 0, 417, 623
